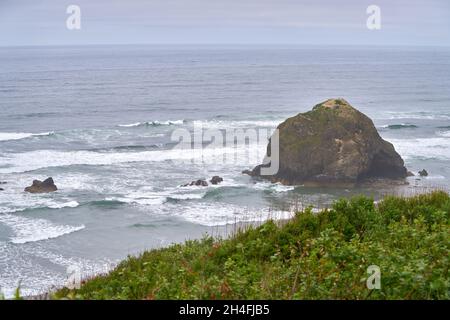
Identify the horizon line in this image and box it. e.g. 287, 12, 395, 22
1, 43, 450, 49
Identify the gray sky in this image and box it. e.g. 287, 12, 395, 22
0, 0, 449, 46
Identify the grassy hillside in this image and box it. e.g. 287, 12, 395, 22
55, 191, 449, 300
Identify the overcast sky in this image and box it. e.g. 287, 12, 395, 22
0, 0, 449, 46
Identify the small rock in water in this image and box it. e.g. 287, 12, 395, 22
24, 177, 58, 193
210, 176, 223, 185
242, 170, 254, 176
0, 188, 4, 191
418, 169, 428, 177
182, 179, 208, 187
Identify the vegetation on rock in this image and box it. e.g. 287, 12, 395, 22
248, 98, 408, 185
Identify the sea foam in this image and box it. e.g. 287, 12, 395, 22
0, 214, 85, 244
0, 144, 263, 174
0, 132, 53, 142
390, 137, 450, 160
118, 120, 185, 127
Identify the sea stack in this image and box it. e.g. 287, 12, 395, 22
24, 177, 58, 193
245, 98, 408, 186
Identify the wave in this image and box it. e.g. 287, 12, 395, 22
87, 199, 125, 208
106, 188, 207, 206
385, 111, 450, 120
390, 137, 450, 160
47, 201, 79, 209
437, 130, 450, 138
0, 237, 111, 299
252, 181, 295, 192
420, 175, 446, 180
381, 124, 418, 130
199, 119, 282, 129
90, 144, 162, 152
168, 202, 294, 227
0, 214, 85, 244
0, 132, 54, 142
166, 193, 205, 201
106, 196, 166, 206
0, 144, 264, 174
0, 118, 278, 145
118, 120, 185, 127
0, 197, 80, 215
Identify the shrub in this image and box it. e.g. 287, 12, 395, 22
54, 191, 450, 300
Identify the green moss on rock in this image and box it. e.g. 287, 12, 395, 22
248, 98, 408, 185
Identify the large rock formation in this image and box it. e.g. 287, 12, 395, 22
24, 177, 58, 193
246, 98, 408, 186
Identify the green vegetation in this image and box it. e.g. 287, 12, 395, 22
55, 191, 449, 300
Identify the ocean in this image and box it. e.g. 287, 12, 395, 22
0, 45, 449, 297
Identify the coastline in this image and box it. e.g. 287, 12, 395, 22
48, 190, 450, 300
18, 184, 449, 300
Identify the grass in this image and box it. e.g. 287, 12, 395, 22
54, 191, 449, 300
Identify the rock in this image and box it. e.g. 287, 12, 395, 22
0, 181, 6, 184
407, 171, 415, 177
182, 179, 208, 187
24, 177, 58, 193
210, 176, 223, 185
246, 98, 408, 186
0, 188, 4, 191
418, 169, 428, 177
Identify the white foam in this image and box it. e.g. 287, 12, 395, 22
200, 119, 282, 129
107, 186, 208, 205
0, 132, 53, 142
437, 130, 450, 138
0, 214, 85, 244
167, 193, 205, 200
118, 120, 184, 127
0, 144, 264, 174
169, 202, 294, 226
0, 184, 81, 214
106, 189, 168, 205
47, 201, 80, 209
0, 241, 113, 299
384, 111, 450, 120
272, 183, 295, 192
154, 120, 184, 125
253, 181, 295, 192
420, 175, 446, 180
118, 122, 141, 127
389, 137, 450, 160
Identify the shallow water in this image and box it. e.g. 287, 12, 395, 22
0, 45, 449, 297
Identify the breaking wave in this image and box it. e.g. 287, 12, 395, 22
0, 132, 54, 142
118, 120, 185, 127
0, 214, 84, 244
